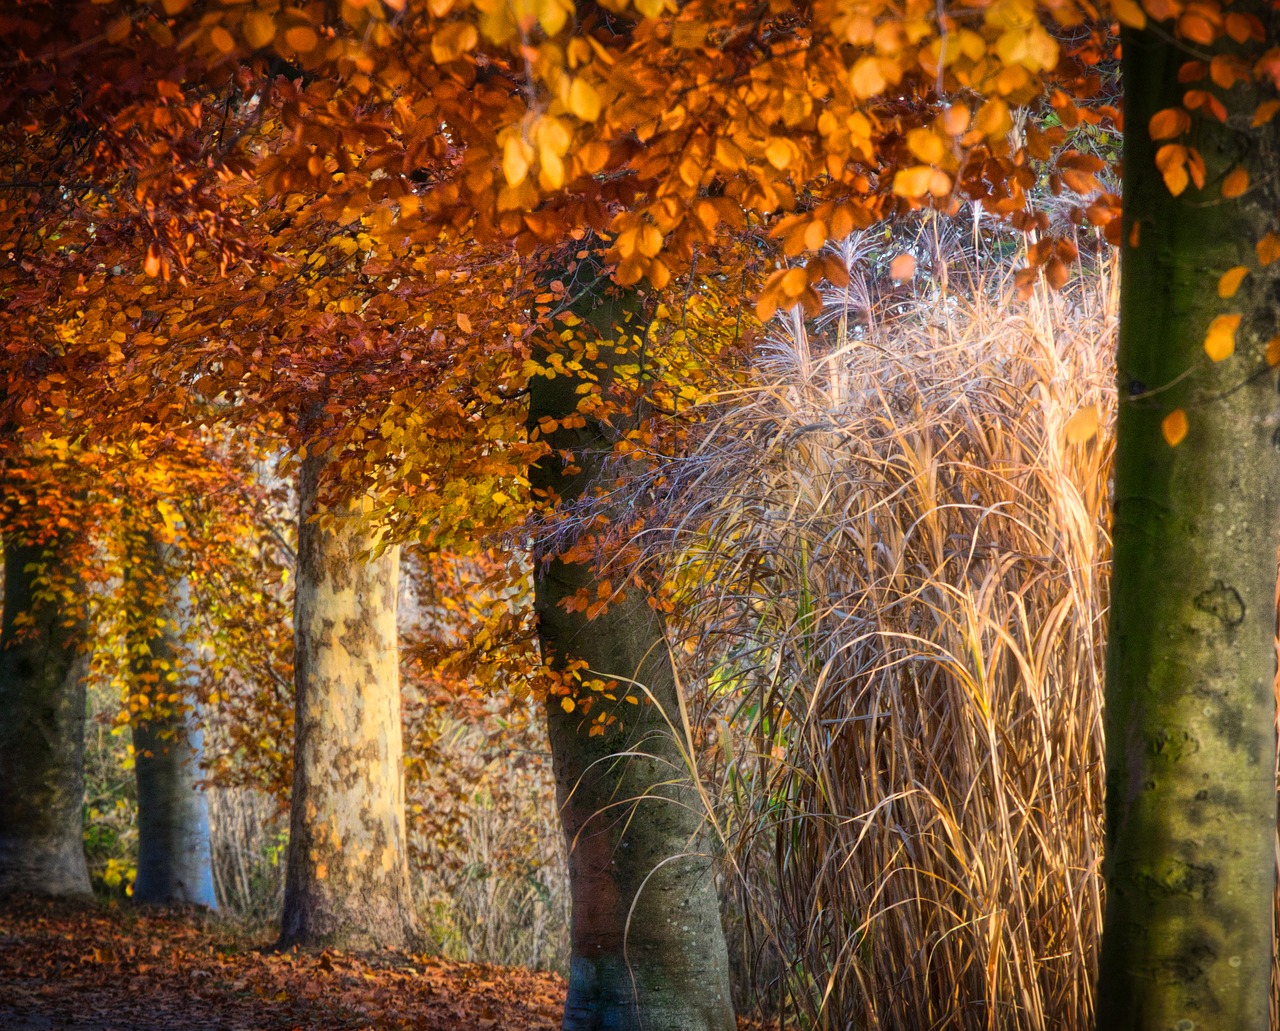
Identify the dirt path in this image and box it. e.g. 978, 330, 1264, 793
0, 899, 565, 1031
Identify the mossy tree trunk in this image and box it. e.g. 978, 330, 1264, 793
279, 454, 415, 950
0, 537, 91, 898
529, 282, 735, 1031
1096, 10, 1280, 1028
129, 535, 217, 909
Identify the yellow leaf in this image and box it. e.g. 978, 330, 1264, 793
568, 78, 601, 122
537, 0, 571, 34
1162, 408, 1188, 447
1112, 0, 1147, 28
906, 127, 945, 164
430, 21, 478, 63
243, 11, 276, 49
637, 224, 662, 258
975, 98, 1012, 139
1204, 313, 1240, 361
560, 696, 575, 713
1217, 266, 1248, 298
1064, 404, 1100, 444
780, 267, 809, 299
503, 136, 531, 187
849, 56, 886, 99
892, 165, 934, 198
538, 144, 565, 189
765, 137, 794, 171
1222, 165, 1249, 199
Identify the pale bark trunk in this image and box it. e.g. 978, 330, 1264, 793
530, 283, 735, 1031
129, 537, 216, 908
0, 537, 91, 898
1096, 9, 1280, 1027
279, 454, 415, 950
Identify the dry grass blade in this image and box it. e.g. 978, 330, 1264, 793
658, 254, 1116, 1031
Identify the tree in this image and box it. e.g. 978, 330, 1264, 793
0, 514, 92, 898
528, 267, 735, 1031
127, 531, 217, 909
279, 451, 416, 951
1095, 2, 1280, 1026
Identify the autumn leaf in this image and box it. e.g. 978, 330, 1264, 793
1257, 232, 1280, 266
889, 254, 916, 281
1148, 108, 1190, 140
1162, 409, 1189, 447
1217, 266, 1247, 298
1064, 404, 1100, 445
1203, 313, 1241, 361
1221, 165, 1249, 199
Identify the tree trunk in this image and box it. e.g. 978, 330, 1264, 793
279, 454, 416, 950
1096, 12, 1280, 1028
0, 537, 91, 898
529, 282, 735, 1031
129, 537, 217, 908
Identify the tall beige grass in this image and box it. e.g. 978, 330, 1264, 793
664, 244, 1117, 1030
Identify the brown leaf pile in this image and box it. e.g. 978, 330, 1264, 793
0, 898, 565, 1031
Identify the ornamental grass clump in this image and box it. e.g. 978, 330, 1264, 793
661, 243, 1116, 1030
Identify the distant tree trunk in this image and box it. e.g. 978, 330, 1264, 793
1096, 11, 1280, 1029
0, 537, 92, 898
529, 282, 735, 1031
279, 454, 415, 950
129, 535, 217, 909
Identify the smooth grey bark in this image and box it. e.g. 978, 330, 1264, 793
128, 537, 216, 908
1096, 9, 1280, 1028
279, 454, 416, 950
530, 280, 735, 1031
0, 537, 91, 898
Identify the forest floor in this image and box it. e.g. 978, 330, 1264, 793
0, 897, 567, 1031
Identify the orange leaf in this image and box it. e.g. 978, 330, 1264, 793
1267, 336, 1280, 366
1252, 99, 1280, 126
243, 11, 276, 48
1204, 313, 1240, 361
1178, 9, 1217, 44
1148, 107, 1190, 139
1256, 232, 1280, 266
780, 267, 809, 299
1155, 143, 1189, 196
1162, 409, 1188, 447
456, 312, 473, 333
1217, 266, 1248, 298
1221, 165, 1249, 199
892, 165, 934, 198
1112, 0, 1147, 27
889, 254, 916, 282
283, 25, 319, 54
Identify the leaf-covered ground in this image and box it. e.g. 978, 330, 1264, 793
0, 898, 567, 1031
